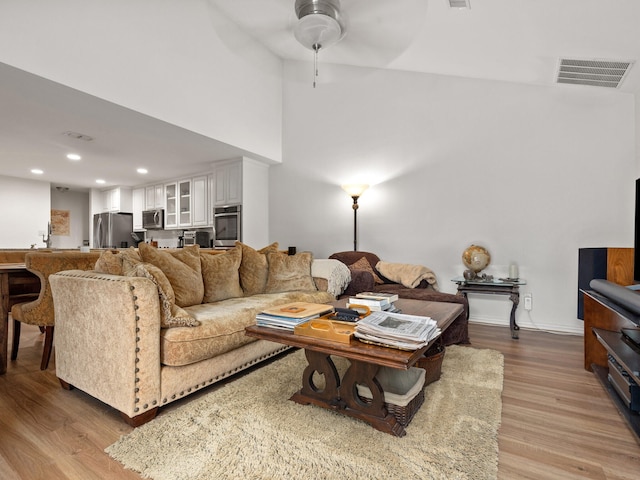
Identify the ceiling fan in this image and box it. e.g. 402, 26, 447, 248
209, 0, 429, 86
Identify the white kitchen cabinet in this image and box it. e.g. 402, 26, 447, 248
145, 184, 164, 210
192, 176, 208, 227
102, 187, 132, 212
214, 161, 242, 206
102, 188, 116, 212
163, 177, 206, 229
210, 157, 269, 247
165, 182, 178, 228
155, 184, 164, 208
207, 173, 215, 226
178, 179, 192, 227
132, 188, 144, 230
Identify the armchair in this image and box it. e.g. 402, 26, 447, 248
329, 251, 470, 345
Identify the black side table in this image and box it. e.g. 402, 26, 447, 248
452, 277, 526, 339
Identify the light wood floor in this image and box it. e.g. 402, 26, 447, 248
1, 322, 639, 479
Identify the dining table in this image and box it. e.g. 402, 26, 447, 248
0, 263, 41, 374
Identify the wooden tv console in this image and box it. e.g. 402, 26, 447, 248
583, 290, 640, 442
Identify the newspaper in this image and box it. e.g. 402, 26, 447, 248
355, 311, 440, 350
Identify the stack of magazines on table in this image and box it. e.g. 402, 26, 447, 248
255, 302, 333, 330
354, 310, 440, 350
347, 292, 401, 313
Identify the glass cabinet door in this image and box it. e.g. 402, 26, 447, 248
178, 179, 191, 227
165, 182, 177, 228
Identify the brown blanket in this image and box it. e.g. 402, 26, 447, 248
376, 261, 439, 290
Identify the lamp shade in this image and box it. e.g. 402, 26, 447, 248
342, 184, 369, 197
294, 13, 342, 50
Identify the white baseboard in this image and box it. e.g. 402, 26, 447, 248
469, 316, 584, 336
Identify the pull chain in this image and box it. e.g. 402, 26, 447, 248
313, 44, 320, 88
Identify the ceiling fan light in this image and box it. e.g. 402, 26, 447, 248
294, 14, 342, 51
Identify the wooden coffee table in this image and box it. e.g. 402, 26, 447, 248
245, 298, 463, 437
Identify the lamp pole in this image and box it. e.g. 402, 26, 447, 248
351, 195, 360, 251
342, 183, 369, 252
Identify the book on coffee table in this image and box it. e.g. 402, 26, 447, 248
261, 302, 334, 318
256, 302, 334, 330
355, 292, 400, 303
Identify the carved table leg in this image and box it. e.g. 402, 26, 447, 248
290, 349, 341, 408
340, 359, 405, 437
509, 290, 520, 339
290, 350, 407, 436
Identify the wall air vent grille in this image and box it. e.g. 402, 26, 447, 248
556, 59, 633, 88
449, 0, 471, 9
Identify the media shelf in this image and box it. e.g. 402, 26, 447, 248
592, 364, 640, 442
592, 328, 640, 443
583, 287, 640, 444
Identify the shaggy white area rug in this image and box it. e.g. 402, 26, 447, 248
106, 345, 504, 480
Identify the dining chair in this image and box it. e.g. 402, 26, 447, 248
6, 274, 41, 333
11, 251, 101, 370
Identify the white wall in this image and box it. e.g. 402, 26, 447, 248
50, 188, 90, 249
0, 0, 284, 162
241, 158, 270, 248
271, 62, 636, 334
0, 176, 50, 248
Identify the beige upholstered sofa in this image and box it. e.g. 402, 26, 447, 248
49, 242, 336, 426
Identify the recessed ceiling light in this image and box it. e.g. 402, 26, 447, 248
96, 179, 106, 184
67, 153, 82, 161
137, 168, 148, 174
31, 168, 44, 175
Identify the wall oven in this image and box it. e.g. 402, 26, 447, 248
213, 205, 241, 248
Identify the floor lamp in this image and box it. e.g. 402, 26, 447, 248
342, 184, 369, 251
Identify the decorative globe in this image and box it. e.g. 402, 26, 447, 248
462, 245, 491, 273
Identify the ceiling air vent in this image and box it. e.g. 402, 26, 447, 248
62, 131, 94, 142
556, 59, 633, 88
449, 0, 471, 8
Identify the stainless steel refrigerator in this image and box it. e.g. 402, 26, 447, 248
93, 212, 133, 249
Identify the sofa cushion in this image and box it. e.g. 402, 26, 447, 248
349, 256, 384, 284
201, 245, 243, 303
126, 263, 200, 328
237, 241, 279, 296
265, 252, 317, 293
161, 290, 335, 367
138, 243, 204, 307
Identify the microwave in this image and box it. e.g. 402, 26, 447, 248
142, 209, 164, 229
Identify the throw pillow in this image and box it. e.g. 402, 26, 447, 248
236, 241, 279, 296
94, 250, 124, 275
349, 256, 384, 284
120, 247, 142, 273
94, 248, 142, 276
265, 251, 317, 293
200, 245, 243, 303
138, 243, 204, 307
126, 262, 199, 328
